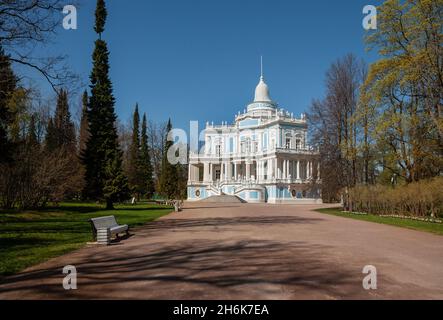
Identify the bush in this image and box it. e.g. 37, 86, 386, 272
0, 146, 84, 209
345, 178, 443, 218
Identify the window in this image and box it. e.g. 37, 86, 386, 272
296, 139, 301, 150
216, 145, 221, 157
247, 139, 252, 153
285, 138, 291, 149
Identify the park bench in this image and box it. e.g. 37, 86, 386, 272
90, 216, 129, 243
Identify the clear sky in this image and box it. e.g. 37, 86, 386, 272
29, 0, 383, 131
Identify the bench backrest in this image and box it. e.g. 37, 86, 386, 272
90, 216, 119, 231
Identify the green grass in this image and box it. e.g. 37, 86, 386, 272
316, 208, 443, 236
0, 202, 173, 277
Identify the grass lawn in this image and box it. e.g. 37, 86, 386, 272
0, 202, 173, 277
316, 208, 443, 236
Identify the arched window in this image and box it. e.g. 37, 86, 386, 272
285, 133, 292, 149
295, 134, 303, 150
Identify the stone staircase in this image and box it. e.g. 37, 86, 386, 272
200, 195, 246, 203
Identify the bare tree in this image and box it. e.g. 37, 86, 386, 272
308, 54, 368, 204
0, 0, 79, 91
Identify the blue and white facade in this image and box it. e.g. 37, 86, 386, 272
188, 72, 322, 204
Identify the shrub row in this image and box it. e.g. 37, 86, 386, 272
344, 178, 443, 218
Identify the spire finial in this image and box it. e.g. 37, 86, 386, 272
260, 55, 263, 80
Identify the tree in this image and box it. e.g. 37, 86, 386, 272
0, 1, 79, 134
103, 149, 130, 206
127, 104, 142, 197
0, 0, 78, 91
82, 0, 130, 208
158, 119, 178, 199
53, 89, 76, 150
0, 46, 17, 163
362, 0, 443, 182
45, 118, 56, 151
308, 54, 368, 203
78, 91, 89, 154
27, 114, 38, 147
141, 113, 155, 199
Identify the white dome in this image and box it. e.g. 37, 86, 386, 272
254, 76, 272, 102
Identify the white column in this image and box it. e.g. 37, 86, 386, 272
311, 161, 314, 179
296, 160, 300, 180
283, 160, 286, 179
307, 161, 311, 179
258, 161, 262, 181
317, 161, 321, 180
246, 163, 251, 180
194, 165, 198, 181
203, 163, 208, 182
267, 160, 271, 180
286, 160, 291, 179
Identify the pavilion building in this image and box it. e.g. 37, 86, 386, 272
187, 69, 322, 204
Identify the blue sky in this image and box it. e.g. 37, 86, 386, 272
29, 0, 382, 131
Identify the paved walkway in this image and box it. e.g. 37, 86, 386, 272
1, 203, 442, 299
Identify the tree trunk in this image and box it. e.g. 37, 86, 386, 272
105, 198, 114, 210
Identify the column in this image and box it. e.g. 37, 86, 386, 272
283, 160, 287, 179
192, 165, 197, 182
288, 161, 292, 179
286, 160, 291, 179
203, 163, 208, 182
296, 160, 300, 180
246, 162, 251, 180
309, 161, 313, 179
317, 161, 321, 180
268, 159, 274, 180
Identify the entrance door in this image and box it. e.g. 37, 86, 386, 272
215, 170, 221, 181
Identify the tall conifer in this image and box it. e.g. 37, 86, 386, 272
141, 113, 155, 199
78, 90, 89, 154
0, 46, 17, 163
159, 119, 178, 199
82, 0, 129, 208
127, 104, 142, 198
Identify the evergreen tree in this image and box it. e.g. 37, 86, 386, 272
94, 0, 107, 36
78, 90, 89, 154
82, 0, 130, 208
45, 118, 57, 151
53, 89, 76, 150
45, 90, 76, 152
159, 119, 178, 199
27, 114, 38, 147
127, 104, 141, 197
141, 113, 155, 199
0, 46, 17, 163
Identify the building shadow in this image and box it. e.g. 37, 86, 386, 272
0, 237, 364, 299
